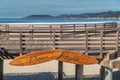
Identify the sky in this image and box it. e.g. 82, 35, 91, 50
0, 0, 120, 18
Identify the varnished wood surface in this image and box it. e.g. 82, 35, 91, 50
10, 50, 98, 66
57, 50, 98, 65
9, 50, 62, 66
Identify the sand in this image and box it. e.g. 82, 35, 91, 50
3, 60, 101, 80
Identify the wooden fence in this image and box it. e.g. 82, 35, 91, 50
0, 23, 119, 59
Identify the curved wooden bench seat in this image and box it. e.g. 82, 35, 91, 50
10, 49, 98, 66
57, 50, 98, 65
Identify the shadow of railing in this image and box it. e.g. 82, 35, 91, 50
0, 48, 14, 59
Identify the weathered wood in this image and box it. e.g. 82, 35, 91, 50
4, 25, 9, 40
3, 35, 53, 38
20, 30, 23, 56
49, 25, 52, 40
73, 24, 76, 38
75, 65, 83, 80
100, 30, 103, 58
116, 30, 119, 57
29, 25, 34, 40
53, 30, 56, 50
58, 61, 63, 80
0, 23, 119, 60
85, 25, 88, 54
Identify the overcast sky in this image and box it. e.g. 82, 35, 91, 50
0, 0, 120, 18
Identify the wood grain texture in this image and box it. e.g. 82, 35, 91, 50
10, 49, 98, 66
9, 50, 62, 66
57, 50, 98, 65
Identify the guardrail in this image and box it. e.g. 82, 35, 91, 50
0, 23, 119, 59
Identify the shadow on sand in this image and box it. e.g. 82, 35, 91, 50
4, 70, 120, 80
4, 72, 101, 80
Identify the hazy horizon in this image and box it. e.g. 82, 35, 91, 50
0, 0, 120, 18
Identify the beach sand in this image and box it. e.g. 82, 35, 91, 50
3, 60, 120, 80
4, 60, 101, 80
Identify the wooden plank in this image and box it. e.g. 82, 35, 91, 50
100, 30, 103, 58
20, 30, 23, 56
103, 45, 116, 48
73, 24, 76, 38
53, 43, 86, 45
54, 39, 86, 41
55, 46, 85, 48
4, 35, 53, 38
116, 30, 119, 53
52, 30, 56, 50
85, 26, 88, 54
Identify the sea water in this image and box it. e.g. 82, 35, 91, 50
0, 18, 119, 23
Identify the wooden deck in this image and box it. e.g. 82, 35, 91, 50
0, 23, 119, 60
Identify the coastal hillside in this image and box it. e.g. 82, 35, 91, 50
24, 11, 120, 19
24, 15, 54, 19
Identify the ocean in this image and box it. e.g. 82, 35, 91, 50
0, 18, 119, 23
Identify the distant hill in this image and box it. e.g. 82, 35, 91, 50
24, 11, 120, 19
24, 15, 54, 19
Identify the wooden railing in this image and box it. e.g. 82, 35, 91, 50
0, 23, 119, 59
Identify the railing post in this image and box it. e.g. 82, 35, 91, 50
60, 25, 63, 39
73, 24, 76, 38
4, 25, 9, 40
75, 64, 83, 80
19, 30, 23, 56
58, 61, 63, 80
29, 25, 33, 40
100, 30, 103, 58
95, 24, 97, 35
29, 25, 34, 52
85, 25, 88, 55
0, 59, 3, 80
53, 30, 56, 50
49, 25, 52, 40
116, 30, 119, 57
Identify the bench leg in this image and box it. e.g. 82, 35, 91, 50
75, 64, 83, 80
58, 61, 63, 80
